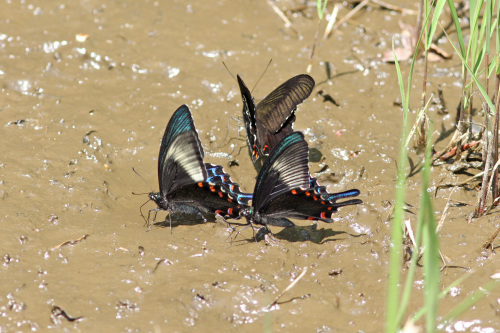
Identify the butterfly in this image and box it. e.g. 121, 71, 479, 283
237, 74, 315, 165
239, 131, 362, 231
147, 104, 251, 228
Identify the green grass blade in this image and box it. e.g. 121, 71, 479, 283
422, 128, 440, 332
443, 28, 495, 111
385, 39, 408, 333
427, 0, 446, 50
438, 280, 500, 328
412, 272, 472, 322
446, 0, 466, 57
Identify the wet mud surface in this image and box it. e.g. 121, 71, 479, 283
1, 0, 499, 331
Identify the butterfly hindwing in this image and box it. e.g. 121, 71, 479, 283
242, 131, 362, 228
205, 163, 252, 206
262, 187, 362, 222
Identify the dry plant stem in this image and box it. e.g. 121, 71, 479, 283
332, 0, 369, 31
491, 74, 500, 203
477, 119, 492, 216
307, 21, 321, 73
370, 0, 417, 14
482, 226, 500, 250
51, 234, 89, 250
436, 186, 458, 233
267, 0, 299, 36
323, 3, 339, 40
268, 267, 308, 309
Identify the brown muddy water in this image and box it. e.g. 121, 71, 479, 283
1, 1, 500, 332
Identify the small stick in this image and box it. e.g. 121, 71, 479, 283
268, 267, 308, 309
482, 227, 500, 251
332, 0, 369, 30
51, 235, 89, 250
436, 186, 458, 233
323, 3, 340, 40
267, 0, 299, 36
370, 0, 417, 15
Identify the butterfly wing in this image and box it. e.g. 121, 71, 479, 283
262, 187, 362, 223
168, 182, 248, 219
255, 74, 314, 155
237, 75, 259, 162
158, 105, 206, 197
252, 132, 310, 212
251, 131, 362, 224
205, 163, 253, 206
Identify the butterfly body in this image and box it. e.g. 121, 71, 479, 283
237, 74, 315, 165
242, 132, 362, 231
147, 104, 251, 228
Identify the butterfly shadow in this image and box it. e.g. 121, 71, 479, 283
272, 224, 366, 244
152, 213, 216, 229
224, 223, 366, 245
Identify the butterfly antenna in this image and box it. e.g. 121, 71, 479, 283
212, 116, 239, 149
222, 61, 236, 81
251, 59, 272, 94
132, 167, 154, 192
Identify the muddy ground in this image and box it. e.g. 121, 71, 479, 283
1, 0, 499, 332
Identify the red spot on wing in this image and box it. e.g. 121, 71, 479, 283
218, 192, 224, 198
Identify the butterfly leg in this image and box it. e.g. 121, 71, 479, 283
168, 213, 172, 234
147, 208, 159, 231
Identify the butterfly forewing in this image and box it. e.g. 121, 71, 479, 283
237, 75, 258, 161
158, 105, 207, 195
161, 130, 207, 195
252, 132, 310, 211
255, 74, 314, 133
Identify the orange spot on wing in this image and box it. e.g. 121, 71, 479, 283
198, 182, 203, 187
291, 189, 298, 195
218, 192, 224, 198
